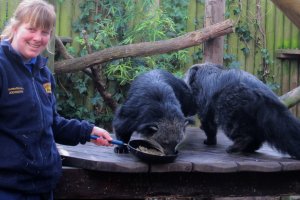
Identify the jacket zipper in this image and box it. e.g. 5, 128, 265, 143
32, 76, 44, 167
32, 76, 45, 129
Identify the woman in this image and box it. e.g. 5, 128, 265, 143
0, 0, 113, 199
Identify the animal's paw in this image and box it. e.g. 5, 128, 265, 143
114, 146, 129, 154
203, 138, 216, 145
226, 145, 240, 153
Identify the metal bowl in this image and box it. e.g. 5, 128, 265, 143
128, 139, 178, 164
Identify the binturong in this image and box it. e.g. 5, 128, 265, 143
184, 62, 300, 159
112, 69, 197, 155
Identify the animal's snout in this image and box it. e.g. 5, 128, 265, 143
163, 145, 179, 155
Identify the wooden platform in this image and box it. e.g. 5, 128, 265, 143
54, 127, 300, 199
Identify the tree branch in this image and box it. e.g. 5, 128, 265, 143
81, 30, 117, 111
54, 19, 235, 74
279, 86, 300, 108
55, 36, 92, 76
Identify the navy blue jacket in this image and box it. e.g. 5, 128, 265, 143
0, 40, 93, 194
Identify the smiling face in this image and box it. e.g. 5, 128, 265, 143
11, 22, 51, 60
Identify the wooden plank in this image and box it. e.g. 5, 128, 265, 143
280, 14, 292, 96
281, 60, 290, 95
290, 23, 299, 49
289, 19, 299, 115
274, 7, 284, 95
194, 0, 205, 64
57, 127, 300, 174
0, 0, 7, 30
276, 49, 300, 59
175, 129, 239, 173
260, 0, 266, 77
253, 0, 264, 77
196, 1, 205, 30
265, 0, 276, 88
58, 0, 73, 37
43, 0, 55, 72
245, 0, 256, 75
70, 0, 84, 54
58, 143, 149, 173
283, 14, 292, 49
54, 0, 60, 35
224, 0, 239, 68
186, 0, 197, 68
290, 61, 298, 115
55, 127, 300, 199
281, 161, 300, 171
274, 8, 284, 49
54, 169, 300, 199
6, 0, 19, 18
237, 0, 248, 71
237, 161, 282, 172
150, 162, 192, 173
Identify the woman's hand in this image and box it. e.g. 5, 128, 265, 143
90, 126, 113, 146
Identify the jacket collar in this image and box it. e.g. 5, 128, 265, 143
1, 39, 48, 69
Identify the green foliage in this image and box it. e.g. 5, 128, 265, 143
122, 9, 176, 44
56, 0, 191, 128
223, 42, 241, 69
55, 73, 97, 122
224, 0, 277, 91
260, 48, 273, 65
160, 0, 190, 34
55, 0, 65, 3
235, 23, 253, 43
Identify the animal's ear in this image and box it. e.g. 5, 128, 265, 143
136, 123, 158, 135
117, 104, 139, 118
189, 66, 199, 82
184, 65, 199, 84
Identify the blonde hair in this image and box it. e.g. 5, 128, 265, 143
1, 0, 56, 45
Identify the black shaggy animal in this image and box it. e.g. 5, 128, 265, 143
184, 62, 300, 159
112, 69, 196, 154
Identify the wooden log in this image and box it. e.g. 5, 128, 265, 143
271, 0, 300, 29
279, 86, 300, 108
54, 19, 235, 74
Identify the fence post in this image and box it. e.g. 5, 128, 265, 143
204, 0, 225, 65
42, 0, 55, 72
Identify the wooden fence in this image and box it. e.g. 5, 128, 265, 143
1, 0, 300, 116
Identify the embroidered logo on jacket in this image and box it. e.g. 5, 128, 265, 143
43, 82, 52, 93
8, 87, 24, 94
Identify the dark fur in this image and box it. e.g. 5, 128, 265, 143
185, 62, 300, 159
112, 69, 196, 155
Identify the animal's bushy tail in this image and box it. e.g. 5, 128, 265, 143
259, 98, 300, 159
